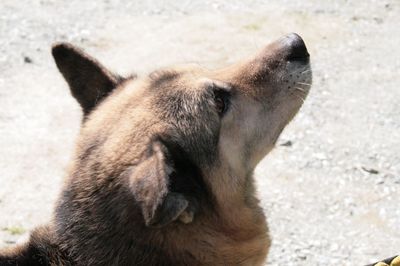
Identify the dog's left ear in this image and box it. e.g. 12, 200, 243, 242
52, 43, 124, 115
128, 140, 194, 228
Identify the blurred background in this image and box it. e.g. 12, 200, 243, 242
0, 0, 399, 265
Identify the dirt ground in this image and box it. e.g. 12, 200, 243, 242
0, 0, 399, 265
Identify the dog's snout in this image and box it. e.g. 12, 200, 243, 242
282, 33, 309, 62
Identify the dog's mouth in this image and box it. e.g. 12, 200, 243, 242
280, 34, 312, 101
283, 63, 312, 99
264, 34, 312, 145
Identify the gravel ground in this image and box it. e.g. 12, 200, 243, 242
0, 0, 399, 265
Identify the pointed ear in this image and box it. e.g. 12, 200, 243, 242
128, 141, 195, 228
52, 43, 123, 115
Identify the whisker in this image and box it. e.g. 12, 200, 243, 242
294, 87, 306, 92
286, 68, 312, 79
297, 82, 312, 86
283, 67, 312, 82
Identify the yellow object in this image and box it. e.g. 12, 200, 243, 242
374, 262, 389, 266
390, 256, 400, 266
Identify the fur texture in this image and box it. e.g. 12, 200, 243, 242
0, 33, 312, 265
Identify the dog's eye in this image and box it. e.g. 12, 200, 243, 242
214, 90, 230, 116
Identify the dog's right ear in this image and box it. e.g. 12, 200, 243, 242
52, 43, 123, 115
128, 140, 193, 228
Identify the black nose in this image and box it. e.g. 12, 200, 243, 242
283, 33, 309, 62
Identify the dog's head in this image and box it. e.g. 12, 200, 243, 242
52, 33, 311, 228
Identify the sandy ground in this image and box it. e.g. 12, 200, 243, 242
0, 0, 399, 265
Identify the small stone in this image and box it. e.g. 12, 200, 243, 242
361, 166, 379, 174
280, 140, 293, 147
23, 56, 32, 64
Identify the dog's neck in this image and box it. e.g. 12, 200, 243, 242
205, 166, 265, 227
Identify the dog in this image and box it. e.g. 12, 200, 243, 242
0, 33, 312, 265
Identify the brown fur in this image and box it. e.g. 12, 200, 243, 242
0, 34, 312, 265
